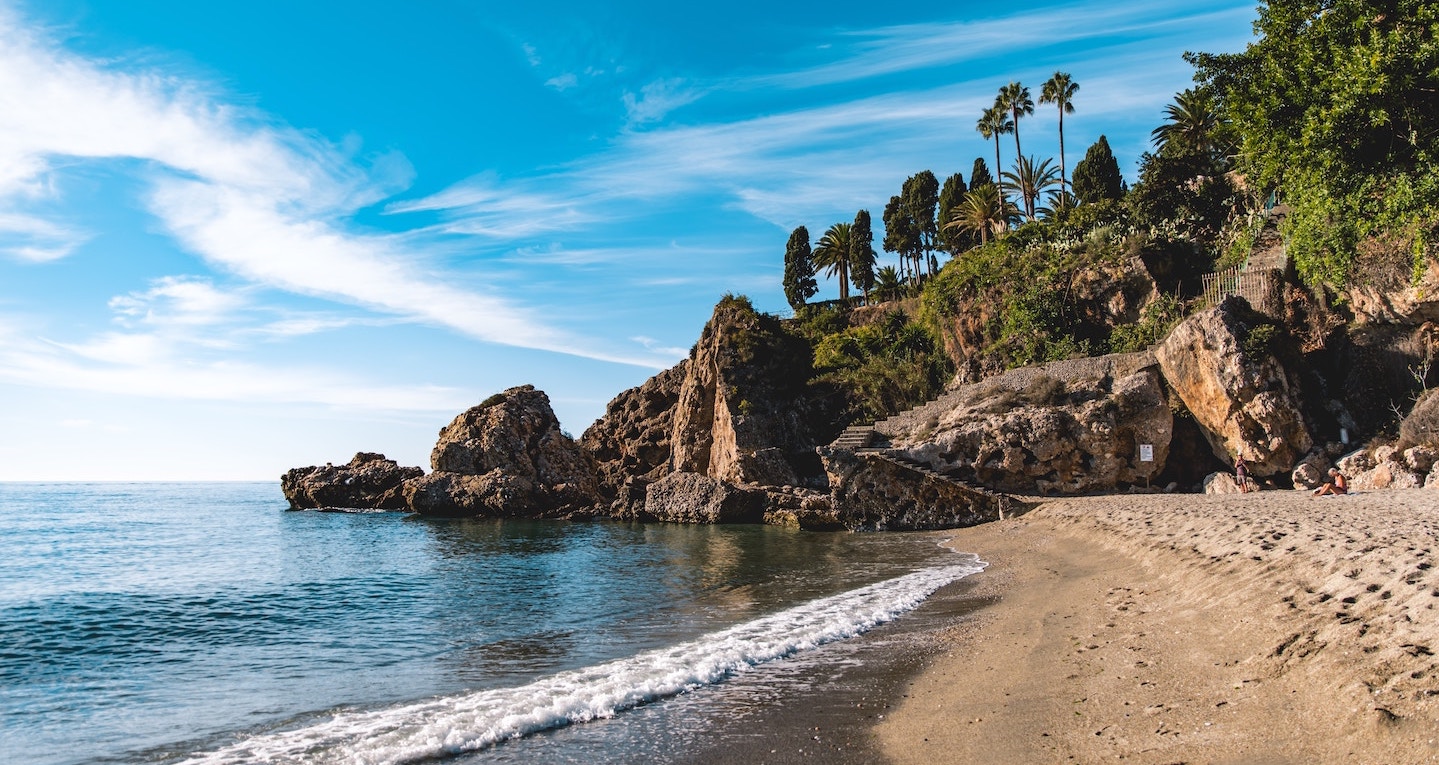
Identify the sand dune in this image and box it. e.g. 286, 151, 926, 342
880, 489, 1439, 764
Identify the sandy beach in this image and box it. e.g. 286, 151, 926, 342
879, 488, 1439, 764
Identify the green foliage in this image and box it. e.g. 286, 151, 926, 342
937, 172, 971, 254
1108, 292, 1185, 353
921, 236, 1113, 367
1128, 145, 1241, 247
849, 209, 877, 298
810, 309, 953, 422
812, 222, 854, 301
1072, 135, 1124, 204
1189, 0, 1439, 288
478, 392, 508, 409
1242, 322, 1279, 360
970, 158, 994, 191
782, 226, 817, 311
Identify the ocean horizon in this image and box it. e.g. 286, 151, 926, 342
1, 481, 983, 764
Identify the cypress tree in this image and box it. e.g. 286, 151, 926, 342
937, 172, 970, 254
969, 157, 994, 191
1072, 135, 1124, 203
849, 209, 876, 302
782, 226, 817, 311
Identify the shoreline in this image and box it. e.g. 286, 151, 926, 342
877, 489, 1439, 763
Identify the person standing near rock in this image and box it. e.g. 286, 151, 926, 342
1234, 454, 1250, 493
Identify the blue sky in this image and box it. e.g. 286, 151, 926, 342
0, 0, 1258, 480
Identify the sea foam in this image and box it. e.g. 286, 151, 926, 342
180, 555, 985, 765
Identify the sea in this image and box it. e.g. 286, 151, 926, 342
0, 482, 987, 765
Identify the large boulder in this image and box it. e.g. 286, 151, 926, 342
871, 356, 1173, 495
641, 471, 766, 524
281, 452, 423, 510
410, 385, 600, 517
579, 365, 686, 514
1156, 297, 1312, 476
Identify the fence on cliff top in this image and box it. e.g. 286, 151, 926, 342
1199, 266, 1281, 315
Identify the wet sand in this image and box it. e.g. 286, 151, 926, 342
879, 489, 1439, 764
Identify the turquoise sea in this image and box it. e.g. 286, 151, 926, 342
0, 482, 984, 764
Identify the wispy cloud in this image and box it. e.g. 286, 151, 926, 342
622, 78, 705, 126
755, 1, 1253, 89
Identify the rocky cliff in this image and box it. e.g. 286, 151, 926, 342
581, 296, 838, 517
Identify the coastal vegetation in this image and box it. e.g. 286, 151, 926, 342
776, 0, 1438, 437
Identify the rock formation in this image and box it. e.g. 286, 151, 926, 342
405, 385, 600, 517
281, 452, 422, 510
871, 353, 1172, 495
581, 296, 837, 518
1156, 297, 1312, 476
641, 471, 767, 524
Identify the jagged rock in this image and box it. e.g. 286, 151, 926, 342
819, 449, 1013, 530
1291, 452, 1332, 490
876, 359, 1172, 495
641, 471, 766, 524
1156, 297, 1312, 476
582, 297, 838, 517
1336, 449, 1376, 476
1202, 471, 1248, 494
1350, 462, 1424, 491
1348, 255, 1439, 325
281, 452, 423, 510
579, 366, 686, 514
1404, 446, 1439, 475
411, 385, 600, 516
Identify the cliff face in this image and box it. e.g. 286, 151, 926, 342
581, 297, 837, 517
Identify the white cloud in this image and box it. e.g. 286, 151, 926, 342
545, 72, 579, 91
0, 211, 88, 261
630, 335, 687, 359
0, 6, 673, 371
622, 78, 704, 125
109, 276, 247, 328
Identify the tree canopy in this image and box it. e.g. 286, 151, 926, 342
1189, 0, 1439, 286
782, 226, 817, 310
1072, 135, 1124, 204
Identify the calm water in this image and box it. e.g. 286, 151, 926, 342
0, 483, 983, 764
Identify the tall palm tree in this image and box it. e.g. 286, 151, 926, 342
997, 82, 1034, 169
1040, 72, 1078, 199
1151, 88, 1225, 158
976, 105, 1014, 219
1002, 155, 1060, 222
812, 222, 854, 302
943, 185, 1016, 247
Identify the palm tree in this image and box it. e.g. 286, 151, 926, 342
1041, 188, 1079, 220
812, 222, 854, 302
1040, 72, 1078, 199
943, 185, 1017, 247
1151, 88, 1224, 158
1002, 156, 1060, 222
976, 105, 1014, 220
873, 265, 904, 303
997, 82, 1034, 168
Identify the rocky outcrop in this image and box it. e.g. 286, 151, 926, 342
641, 471, 767, 524
871, 355, 1172, 495
760, 487, 843, 530
581, 297, 837, 516
281, 452, 422, 510
819, 448, 1013, 530
1347, 247, 1439, 325
1156, 297, 1312, 476
407, 385, 600, 517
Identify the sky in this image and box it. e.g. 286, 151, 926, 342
0, 0, 1259, 480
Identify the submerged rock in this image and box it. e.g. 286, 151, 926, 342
280, 452, 422, 510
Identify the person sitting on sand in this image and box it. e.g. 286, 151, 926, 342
1314, 468, 1348, 496
1234, 454, 1250, 493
